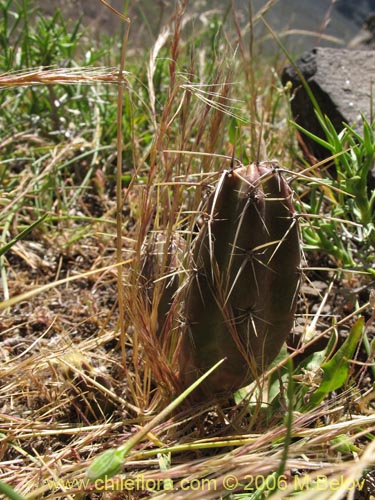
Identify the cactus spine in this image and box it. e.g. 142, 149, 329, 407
179, 162, 300, 398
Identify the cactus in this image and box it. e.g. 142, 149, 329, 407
179, 162, 301, 398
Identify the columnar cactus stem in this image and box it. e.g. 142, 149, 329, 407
179, 162, 301, 398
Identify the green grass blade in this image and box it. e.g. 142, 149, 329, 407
292, 121, 333, 151
0, 213, 48, 257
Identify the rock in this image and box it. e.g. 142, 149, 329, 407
281, 47, 375, 171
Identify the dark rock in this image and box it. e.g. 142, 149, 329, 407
281, 47, 375, 169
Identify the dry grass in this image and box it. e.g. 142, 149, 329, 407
0, 67, 128, 88
1, 1, 375, 499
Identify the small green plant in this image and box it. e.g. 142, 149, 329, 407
179, 161, 301, 399
0, 0, 82, 71
0, 0, 115, 139
295, 115, 375, 274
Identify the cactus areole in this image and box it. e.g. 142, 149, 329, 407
179, 162, 300, 398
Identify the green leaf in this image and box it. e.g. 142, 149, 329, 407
308, 317, 364, 408
85, 448, 125, 482
0, 213, 48, 257
228, 116, 238, 146
292, 121, 333, 151
0, 480, 28, 500
330, 434, 361, 454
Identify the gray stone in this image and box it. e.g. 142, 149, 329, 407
281, 47, 375, 164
